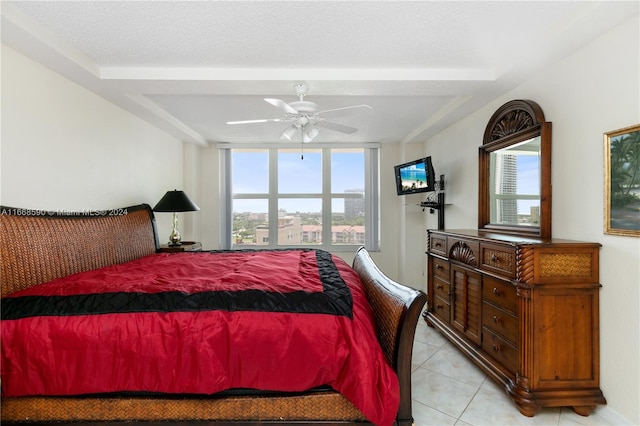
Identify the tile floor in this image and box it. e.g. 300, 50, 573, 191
411, 319, 616, 426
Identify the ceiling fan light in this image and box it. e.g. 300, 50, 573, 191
303, 131, 313, 143
281, 125, 297, 141
302, 124, 319, 143
306, 124, 319, 140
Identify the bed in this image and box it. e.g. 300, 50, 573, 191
0, 204, 426, 425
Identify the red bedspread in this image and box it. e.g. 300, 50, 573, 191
1, 249, 399, 426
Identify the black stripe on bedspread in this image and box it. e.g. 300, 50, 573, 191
1, 249, 353, 320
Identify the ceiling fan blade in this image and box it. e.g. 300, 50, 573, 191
316, 120, 358, 134
264, 98, 299, 115
226, 118, 284, 125
316, 104, 373, 117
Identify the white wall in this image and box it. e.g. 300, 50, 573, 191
195, 145, 221, 250
418, 15, 639, 424
1, 45, 184, 237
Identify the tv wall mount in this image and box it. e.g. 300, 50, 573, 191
420, 174, 446, 230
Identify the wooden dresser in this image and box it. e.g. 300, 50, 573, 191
424, 229, 606, 417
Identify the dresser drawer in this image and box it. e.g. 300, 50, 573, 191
480, 243, 516, 278
430, 234, 447, 256
483, 302, 518, 345
432, 294, 450, 323
432, 257, 450, 281
448, 237, 479, 268
483, 329, 518, 375
482, 276, 517, 314
433, 276, 450, 301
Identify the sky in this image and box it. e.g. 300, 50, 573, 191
232, 148, 365, 214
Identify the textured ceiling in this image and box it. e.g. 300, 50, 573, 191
2, 1, 638, 146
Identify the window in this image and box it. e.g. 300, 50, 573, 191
488, 137, 541, 227
220, 145, 379, 251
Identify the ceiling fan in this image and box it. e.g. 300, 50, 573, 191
226, 83, 372, 142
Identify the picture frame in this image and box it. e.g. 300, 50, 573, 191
604, 124, 640, 236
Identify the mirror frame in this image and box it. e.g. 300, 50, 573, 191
478, 100, 552, 238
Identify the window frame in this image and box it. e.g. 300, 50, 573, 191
219, 143, 380, 252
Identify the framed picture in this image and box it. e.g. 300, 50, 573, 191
604, 124, 640, 236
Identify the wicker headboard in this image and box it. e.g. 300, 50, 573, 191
0, 204, 159, 297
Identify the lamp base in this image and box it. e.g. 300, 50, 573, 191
167, 212, 182, 246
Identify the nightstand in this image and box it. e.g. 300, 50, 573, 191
158, 241, 202, 253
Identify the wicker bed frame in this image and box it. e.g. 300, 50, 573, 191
0, 204, 426, 425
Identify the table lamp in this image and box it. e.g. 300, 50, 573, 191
153, 190, 200, 246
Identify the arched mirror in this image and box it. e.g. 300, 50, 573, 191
478, 100, 552, 238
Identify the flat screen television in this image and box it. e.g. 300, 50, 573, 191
394, 156, 436, 195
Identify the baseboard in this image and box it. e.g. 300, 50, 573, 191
594, 406, 636, 425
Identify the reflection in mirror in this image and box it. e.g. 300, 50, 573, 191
489, 137, 541, 227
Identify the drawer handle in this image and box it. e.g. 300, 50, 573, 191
493, 315, 501, 324
436, 264, 443, 270
435, 242, 442, 247
436, 283, 443, 290
492, 344, 501, 352
493, 287, 501, 296
436, 304, 444, 311
491, 254, 498, 262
